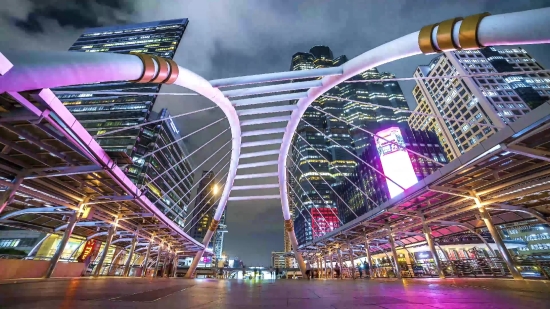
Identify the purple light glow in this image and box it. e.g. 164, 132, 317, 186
375, 127, 418, 198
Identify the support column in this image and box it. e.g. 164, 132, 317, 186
123, 234, 138, 277
337, 248, 343, 280
94, 223, 117, 277
186, 219, 219, 278
44, 211, 79, 278
162, 249, 170, 277
479, 206, 523, 280
423, 223, 445, 279
0, 173, 25, 214
172, 252, 179, 278
153, 244, 162, 278
141, 239, 153, 278
348, 243, 355, 279
387, 226, 402, 279
284, 219, 307, 278
365, 240, 373, 279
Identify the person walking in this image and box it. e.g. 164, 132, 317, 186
363, 260, 370, 278
357, 262, 363, 279
334, 263, 341, 279
275, 267, 279, 279
305, 261, 312, 280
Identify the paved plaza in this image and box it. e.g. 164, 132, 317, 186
0, 277, 549, 309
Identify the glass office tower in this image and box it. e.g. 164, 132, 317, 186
289, 45, 412, 245
53, 19, 193, 229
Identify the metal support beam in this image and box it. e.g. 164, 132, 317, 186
422, 223, 445, 279
161, 251, 170, 278
94, 223, 117, 277
123, 234, 138, 277
479, 206, 523, 280
0, 206, 70, 220
25, 165, 103, 179
501, 144, 550, 162
0, 173, 25, 214
172, 252, 179, 278
142, 240, 153, 278
337, 249, 343, 280
387, 226, 402, 279
365, 240, 373, 279
44, 210, 80, 278
153, 245, 162, 278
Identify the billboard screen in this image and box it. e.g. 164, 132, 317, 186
375, 127, 418, 198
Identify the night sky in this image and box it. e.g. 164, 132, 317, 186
1, 0, 550, 266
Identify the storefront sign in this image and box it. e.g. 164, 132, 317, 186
414, 251, 433, 260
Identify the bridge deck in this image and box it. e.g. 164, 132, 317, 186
0, 277, 548, 308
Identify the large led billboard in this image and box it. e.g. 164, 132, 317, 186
375, 127, 418, 198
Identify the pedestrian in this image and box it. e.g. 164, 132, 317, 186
335, 263, 341, 279
357, 262, 363, 278
363, 260, 370, 278
275, 267, 279, 279
306, 261, 312, 280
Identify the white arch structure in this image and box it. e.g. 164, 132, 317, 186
0, 7, 549, 278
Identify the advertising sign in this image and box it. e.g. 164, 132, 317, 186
77, 239, 101, 263
375, 127, 418, 198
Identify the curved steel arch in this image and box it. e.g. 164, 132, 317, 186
0, 50, 241, 278
278, 7, 550, 275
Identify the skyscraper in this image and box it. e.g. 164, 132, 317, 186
409, 47, 549, 161
189, 171, 216, 241
53, 19, 193, 228
189, 171, 227, 254
288, 46, 412, 245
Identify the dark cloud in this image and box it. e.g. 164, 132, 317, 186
1, 0, 549, 266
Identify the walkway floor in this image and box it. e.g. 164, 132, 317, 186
0, 277, 549, 308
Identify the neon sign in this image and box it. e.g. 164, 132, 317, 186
375, 127, 418, 198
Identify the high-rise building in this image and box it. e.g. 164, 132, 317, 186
189, 171, 216, 241
336, 125, 447, 224
408, 47, 549, 161
52, 19, 193, 228
189, 171, 227, 254
288, 46, 411, 245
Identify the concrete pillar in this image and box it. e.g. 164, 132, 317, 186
123, 235, 138, 277
479, 206, 523, 280
337, 249, 343, 280
153, 246, 162, 278
44, 211, 79, 278
365, 241, 373, 279
0, 173, 25, 214
423, 224, 445, 279
387, 227, 402, 279
94, 224, 117, 277
141, 240, 153, 278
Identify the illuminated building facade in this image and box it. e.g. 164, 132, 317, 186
53, 19, 192, 228
289, 46, 411, 245
408, 47, 549, 161
337, 125, 447, 224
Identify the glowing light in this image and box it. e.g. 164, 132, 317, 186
375, 127, 418, 198
213, 184, 219, 195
